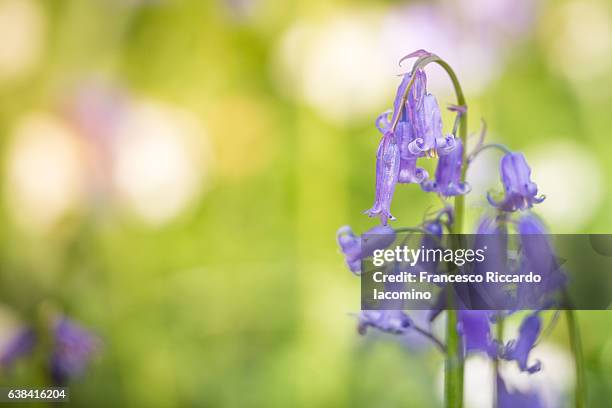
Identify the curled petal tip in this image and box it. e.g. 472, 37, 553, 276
408, 138, 427, 155
375, 110, 392, 134
399, 49, 434, 66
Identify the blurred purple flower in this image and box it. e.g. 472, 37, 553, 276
66, 81, 127, 142
0, 328, 36, 370
337, 226, 361, 273
487, 152, 544, 212
422, 138, 470, 196
457, 310, 497, 357
517, 214, 566, 308
337, 225, 395, 274
456, 0, 537, 41
50, 318, 101, 385
497, 375, 543, 408
357, 310, 412, 335
503, 313, 542, 374
469, 216, 512, 309
381, 4, 503, 94
424, 219, 443, 237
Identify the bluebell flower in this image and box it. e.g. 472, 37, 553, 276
337, 226, 361, 273
395, 69, 457, 159
357, 310, 412, 335
407, 93, 456, 157
373, 71, 414, 137
488, 152, 544, 212
404, 70, 433, 155
517, 214, 566, 308
457, 310, 497, 357
337, 225, 395, 275
469, 216, 512, 309
0, 328, 36, 370
50, 318, 101, 385
421, 138, 470, 196
375, 68, 456, 191
433, 134, 458, 156
366, 131, 401, 225
398, 155, 429, 184
503, 313, 542, 373
497, 375, 544, 408
396, 121, 428, 183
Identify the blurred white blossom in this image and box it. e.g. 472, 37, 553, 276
0, 0, 45, 81
273, 11, 394, 123
112, 100, 209, 225
527, 141, 603, 232
5, 113, 85, 231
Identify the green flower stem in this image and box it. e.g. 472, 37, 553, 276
434, 59, 468, 236
395, 53, 468, 408
445, 306, 463, 408
566, 309, 587, 408
438, 57, 467, 408
493, 315, 505, 408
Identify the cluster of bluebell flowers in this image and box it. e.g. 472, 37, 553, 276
367, 63, 464, 225
336, 50, 571, 407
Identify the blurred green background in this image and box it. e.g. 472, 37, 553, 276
0, 0, 611, 406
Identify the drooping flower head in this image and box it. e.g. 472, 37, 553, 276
488, 152, 544, 212
0, 328, 36, 370
50, 318, 101, 385
395, 69, 457, 160
375, 68, 457, 190
421, 138, 470, 196
337, 225, 396, 274
366, 130, 401, 225
503, 312, 542, 373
